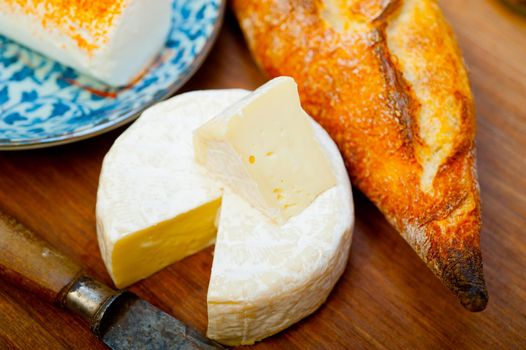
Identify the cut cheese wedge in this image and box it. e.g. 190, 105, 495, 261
96, 87, 354, 345
0, 0, 171, 86
194, 77, 337, 224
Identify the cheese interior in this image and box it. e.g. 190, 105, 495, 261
194, 77, 336, 224
111, 198, 221, 288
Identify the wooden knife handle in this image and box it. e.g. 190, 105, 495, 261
0, 210, 83, 305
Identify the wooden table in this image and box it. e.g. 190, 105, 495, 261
1, 1, 525, 348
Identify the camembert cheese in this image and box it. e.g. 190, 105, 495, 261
97, 86, 354, 345
194, 77, 337, 224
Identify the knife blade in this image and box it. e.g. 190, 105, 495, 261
0, 210, 223, 350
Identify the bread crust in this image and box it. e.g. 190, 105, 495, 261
233, 0, 487, 311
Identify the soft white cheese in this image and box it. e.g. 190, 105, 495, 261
97, 88, 354, 345
0, 0, 171, 86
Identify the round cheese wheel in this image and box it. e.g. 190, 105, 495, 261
97, 89, 354, 345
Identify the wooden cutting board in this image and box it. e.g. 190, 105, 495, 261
0, 1, 525, 348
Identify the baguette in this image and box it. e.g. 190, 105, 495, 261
233, 0, 488, 311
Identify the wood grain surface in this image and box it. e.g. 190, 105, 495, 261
0, 1, 525, 348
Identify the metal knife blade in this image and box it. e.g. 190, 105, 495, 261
64, 276, 224, 350
96, 292, 222, 350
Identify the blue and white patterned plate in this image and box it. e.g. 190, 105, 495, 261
0, 0, 225, 150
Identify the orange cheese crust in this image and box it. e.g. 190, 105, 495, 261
233, 0, 488, 311
3, 0, 126, 51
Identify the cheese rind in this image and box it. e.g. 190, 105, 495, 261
207, 117, 353, 345
96, 90, 248, 288
0, 0, 171, 86
194, 77, 337, 224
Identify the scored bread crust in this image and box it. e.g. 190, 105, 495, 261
233, 0, 488, 311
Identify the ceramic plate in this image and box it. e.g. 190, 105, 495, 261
0, 0, 225, 150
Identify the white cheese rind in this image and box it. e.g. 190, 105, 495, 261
0, 0, 171, 86
207, 117, 354, 345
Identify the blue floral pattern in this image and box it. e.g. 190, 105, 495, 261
0, 0, 224, 149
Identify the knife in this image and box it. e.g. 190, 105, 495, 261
0, 210, 224, 350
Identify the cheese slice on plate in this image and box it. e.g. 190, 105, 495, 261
0, 0, 171, 86
97, 82, 354, 345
